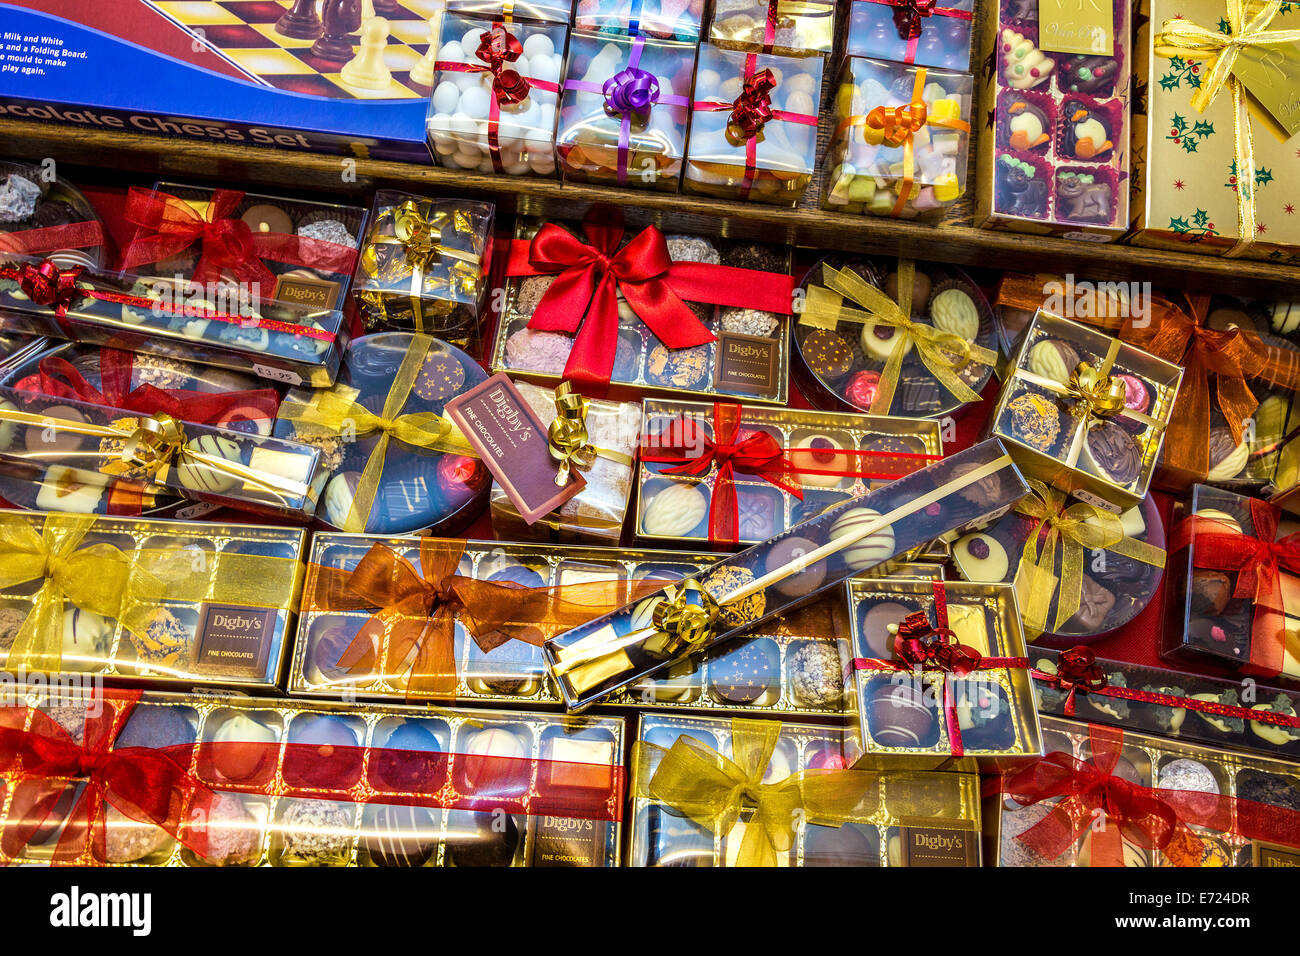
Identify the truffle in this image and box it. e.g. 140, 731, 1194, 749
1083, 421, 1142, 486
709, 639, 779, 704
363, 804, 438, 867
801, 328, 854, 381
1004, 391, 1062, 453
196, 792, 262, 866
210, 713, 278, 783
860, 601, 912, 658
788, 641, 844, 709
829, 507, 896, 570
1190, 571, 1233, 616
115, 706, 196, 750
1158, 758, 1221, 818
371, 719, 445, 792
444, 810, 520, 867
278, 798, 355, 865
284, 715, 362, 789
868, 681, 939, 747
765, 535, 827, 598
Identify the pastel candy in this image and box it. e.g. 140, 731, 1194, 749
828, 507, 897, 570
176, 434, 242, 494
642, 482, 709, 537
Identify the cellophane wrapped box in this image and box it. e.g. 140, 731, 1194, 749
0, 511, 305, 690
844, 0, 974, 70
823, 58, 973, 220
706, 0, 837, 56
0, 159, 107, 271
575, 0, 704, 39
545, 439, 1030, 711
446, 0, 573, 23
629, 712, 982, 865
0, 685, 625, 866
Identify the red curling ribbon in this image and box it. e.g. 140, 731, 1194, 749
853, 0, 974, 64
17, 260, 83, 316
0, 219, 106, 257
1170, 501, 1300, 679
729, 67, 778, 138
1033, 645, 1109, 717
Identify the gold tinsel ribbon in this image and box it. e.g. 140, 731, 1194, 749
1013, 480, 1166, 636
1154, 0, 1300, 257
799, 261, 997, 414
276, 334, 477, 532
634, 717, 876, 867
548, 382, 633, 487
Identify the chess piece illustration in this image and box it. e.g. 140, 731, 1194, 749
340, 16, 393, 90
312, 0, 362, 61
276, 0, 324, 40
408, 15, 440, 87
374, 0, 401, 13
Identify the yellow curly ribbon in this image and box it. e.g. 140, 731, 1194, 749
651, 579, 723, 657
1013, 480, 1166, 637
635, 718, 876, 867
547, 382, 633, 487
1154, 0, 1300, 256
799, 261, 997, 415
1066, 362, 1128, 419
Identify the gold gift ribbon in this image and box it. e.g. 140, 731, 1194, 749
548, 382, 634, 487
1154, 0, 1300, 257
800, 262, 997, 415
0, 408, 309, 506
277, 334, 477, 532
635, 718, 876, 867
1013, 480, 1166, 636
712, 1, 836, 47
359, 199, 483, 331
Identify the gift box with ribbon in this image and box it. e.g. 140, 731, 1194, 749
426, 16, 567, 178
495, 217, 795, 400
847, 577, 1043, 770
0, 512, 305, 690
975, 0, 1132, 239
986, 715, 1300, 866
951, 484, 1166, 641
445, 0, 573, 23
488, 381, 641, 544
822, 58, 973, 220
575, 0, 705, 40
545, 439, 1030, 711
989, 310, 1183, 511
1162, 484, 1300, 682
290, 534, 723, 705
629, 713, 982, 865
636, 398, 943, 548
0, 332, 44, 376
793, 256, 998, 419
351, 191, 495, 352
707, 0, 837, 56
1032, 645, 1300, 763
0, 160, 107, 272
845, 0, 974, 70
556, 32, 696, 191
0, 685, 626, 867
684, 43, 823, 204
0, 384, 325, 521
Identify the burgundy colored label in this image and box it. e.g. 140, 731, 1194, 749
194, 604, 277, 677
898, 822, 980, 866
714, 332, 779, 395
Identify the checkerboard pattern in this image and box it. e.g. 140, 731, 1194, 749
144, 0, 441, 98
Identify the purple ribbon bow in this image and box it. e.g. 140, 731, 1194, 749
603, 66, 660, 122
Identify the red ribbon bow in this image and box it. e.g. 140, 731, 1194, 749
475, 22, 531, 105
892, 610, 984, 675
1035, 645, 1109, 716
0, 219, 105, 258
893, 0, 938, 37
18, 260, 83, 316
729, 68, 778, 139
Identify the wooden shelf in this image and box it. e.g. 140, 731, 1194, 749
4, 115, 1298, 297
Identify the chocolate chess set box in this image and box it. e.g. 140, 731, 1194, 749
0, 0, 452, 161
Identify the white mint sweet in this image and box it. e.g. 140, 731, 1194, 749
523, 33, 554, 60
432, 81, 460, 115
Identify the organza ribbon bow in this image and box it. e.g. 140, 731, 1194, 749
18, 260, 84, 316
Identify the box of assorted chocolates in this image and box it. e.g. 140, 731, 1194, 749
0, 685, 625, 867
847, 578, 1043, 770
274, 332, 491, 536
1032, 646, 1300, 764
684, 43, 823, 204
844, 0, 975, 70
706, 0, 838, 56
556, 32, 696, 191
0, 159, 107, 271
793, 256, 998, 419
990, 310, 1182, 511
986, 715, 1300, 867
425, 15, 568, 178
629, 713, 982, 866
636, 398, 943, 548
545, 439, 1030, 711
0, 385, 326, 521
0, 511, 305, 690
494, 219, 795, 401
822, 58, 973, 220
575, 0, 704, 39
350, 191, 495, 353
976, 0, 1131, 239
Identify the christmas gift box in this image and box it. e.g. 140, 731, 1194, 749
792, 256, 998, 419
290, 535, 723, 706
1032, 645, 1300, 763
545, 439, 1030, 711
0, 386, 325, 521
350, 191, 495, 354
847, 577, 1043, 770
844, 0, 975, 70
0, 685, 625, 867
426, 16, 567, 177
986, 716, 1300, 866
975, 0, 1132, 239
0, 511, 305, 690
636, 398, 943, 548
445, 0, 574, 23
273, 332, 491, 536
629, 713, 982, 866
989, 310, 1183, 511
822, 58, 973, 220
494, 217, 795, 399
0, 160, 107, 271
684, 43, 823, 204
706, 0, 838, 56
556, 32, 695, 191
1133, 0, 1300, 263
575, 0, 705, 39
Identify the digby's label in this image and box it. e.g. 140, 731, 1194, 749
1037, 0, 1113, 56
715, 331, 780, 395
898, 821, 980, 866
273, 273, 340, 311
195, 603, 278, 677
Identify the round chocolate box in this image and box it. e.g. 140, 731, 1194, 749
0, 160, 107, 271
273, 332, 490, 535
793, 256, 997, 419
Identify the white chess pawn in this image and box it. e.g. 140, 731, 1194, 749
410, 13, 443, 87
340, 16, 392, 91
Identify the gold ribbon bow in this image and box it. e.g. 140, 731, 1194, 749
800, 261, 996, 414
277, 334, 476, 532
547, 382, 634, 487
1013, 480, 1166, 636
636, 718, 875, 867
1066, 362, 1128, 419
1154, 0, 1300, 257
651, 579, 723, 657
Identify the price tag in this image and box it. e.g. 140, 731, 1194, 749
252, 363, 303, 386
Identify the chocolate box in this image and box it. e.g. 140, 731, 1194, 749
445, 0, 574, 23
706, 0, 837, 56
0, 159, 107, 271
575, 0, 704, 39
